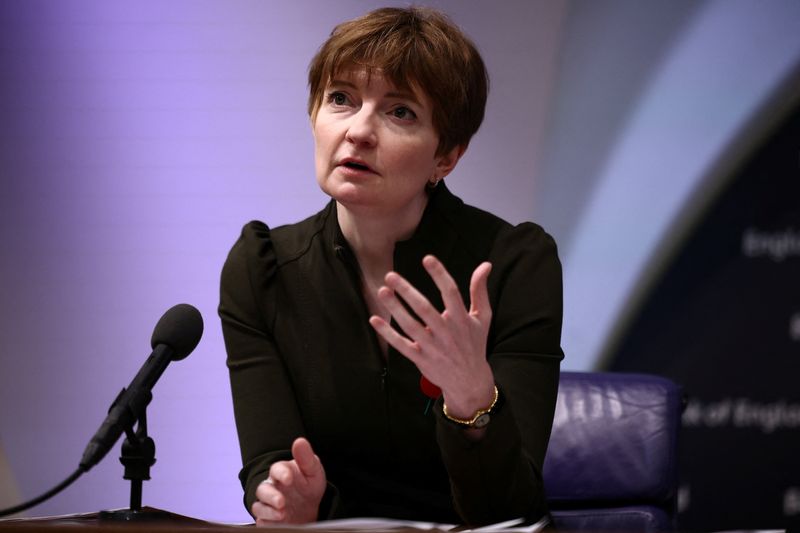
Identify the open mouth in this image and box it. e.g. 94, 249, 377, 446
343, 161, 371, 171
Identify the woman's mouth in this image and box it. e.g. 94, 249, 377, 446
343, 161, 370, 171
338, 158, 377, 175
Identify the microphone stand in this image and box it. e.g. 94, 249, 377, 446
98, 408, 173, 521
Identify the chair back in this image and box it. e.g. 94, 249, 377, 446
543, 371, 682, 531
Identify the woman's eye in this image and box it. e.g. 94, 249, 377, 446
327, 92, 349, 106
392, 106, 417, 120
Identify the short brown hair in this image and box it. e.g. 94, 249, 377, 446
307, 6, 489, 156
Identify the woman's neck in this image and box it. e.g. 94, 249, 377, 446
336, 196, 429, 360
336, 197, 428, 279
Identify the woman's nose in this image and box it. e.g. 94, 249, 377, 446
345, 107, 378, 146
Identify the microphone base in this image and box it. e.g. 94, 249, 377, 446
98, 507, 181, 522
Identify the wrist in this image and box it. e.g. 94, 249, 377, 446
442, 384, 502, 429
440, 368, 495, 419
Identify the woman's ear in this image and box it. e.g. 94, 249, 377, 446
434, 144, 467, 180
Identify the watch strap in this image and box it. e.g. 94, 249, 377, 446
442, 385, 501, 428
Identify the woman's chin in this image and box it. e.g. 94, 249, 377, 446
322, 182, 377, 206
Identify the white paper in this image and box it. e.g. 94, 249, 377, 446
304, 515, 549, 532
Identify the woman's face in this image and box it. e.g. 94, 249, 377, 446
312, 69, 460, 215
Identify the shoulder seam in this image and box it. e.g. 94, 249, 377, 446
272, 205, 332, 267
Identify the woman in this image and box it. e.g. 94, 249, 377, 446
219, 6, 563, 527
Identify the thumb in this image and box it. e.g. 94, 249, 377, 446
292, 437, 321, 478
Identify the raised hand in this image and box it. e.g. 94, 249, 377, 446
252, 437, 326, 525
369, 255, 496, 420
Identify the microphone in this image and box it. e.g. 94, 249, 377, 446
79, 303, 203, 471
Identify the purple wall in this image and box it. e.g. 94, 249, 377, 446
0, 0, 563, 521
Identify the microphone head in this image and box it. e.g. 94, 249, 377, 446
150, 303, 204, 360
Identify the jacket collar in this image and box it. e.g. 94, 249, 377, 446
325, 183, 468, 310
325, 183, 464, 265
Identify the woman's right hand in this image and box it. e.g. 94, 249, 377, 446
252, 437, 327, 525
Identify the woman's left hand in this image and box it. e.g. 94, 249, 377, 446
368, 255, 496, 420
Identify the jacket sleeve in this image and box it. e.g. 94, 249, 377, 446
219, 222, 331, 516
434, 222, 563, 526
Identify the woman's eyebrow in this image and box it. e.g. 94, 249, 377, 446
328, 79, 421, 105
328, 79, 358, 90
385, 91, 421, 105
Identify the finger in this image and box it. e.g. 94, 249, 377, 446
292, 437, 321, 478
468, 262, 492, 322
255, 479, 285, 510
269, 461, 294, 487
369, 315, 422, 362
382, 272, 445, 330
376, 285, 436, 342
422, 255, 468, 318
252, 500, 285, 523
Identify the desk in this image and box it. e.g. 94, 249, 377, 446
0, 508, 448, 533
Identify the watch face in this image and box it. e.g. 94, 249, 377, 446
473, 413, 490, 429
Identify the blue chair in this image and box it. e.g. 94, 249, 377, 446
543, 372, 682, 531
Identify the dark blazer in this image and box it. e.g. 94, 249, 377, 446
219, 184, 564, 526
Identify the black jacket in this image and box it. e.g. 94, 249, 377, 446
219, 184, 564, 526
